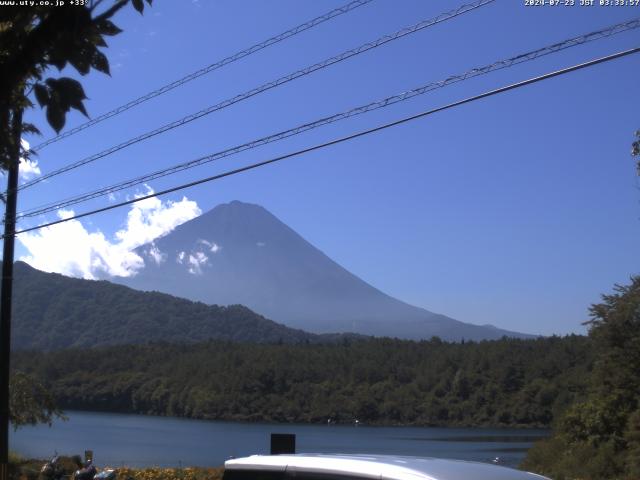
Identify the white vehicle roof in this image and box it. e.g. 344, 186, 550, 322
224, 454, 550, 480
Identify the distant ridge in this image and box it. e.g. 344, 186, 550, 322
117, 201, 535, 341
8, 261, 353, 350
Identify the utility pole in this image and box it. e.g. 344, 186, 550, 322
0, 107, 22, 480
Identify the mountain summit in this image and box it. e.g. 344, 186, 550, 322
117, 201, 533, 341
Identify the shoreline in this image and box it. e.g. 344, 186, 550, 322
50, 408, 555, 431
11, 411, 547, 469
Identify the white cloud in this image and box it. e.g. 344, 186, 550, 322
177, 251, 186, 264
197, 239, 220, 253
114, 185, 201, 250
19, 209, 144, 279
15, 139, 41, 181
256, 241, 266, 247
187, 251, 208, 275
19, 159, 41, 181
18, 186, 201, 279
146, 243, 166, 266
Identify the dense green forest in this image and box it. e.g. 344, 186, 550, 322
8, 261, 355, 349
522, 277, 640, 480
13, 335, 591, 428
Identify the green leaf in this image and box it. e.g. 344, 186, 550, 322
47, 36, 75, 71
46, 104, 66, 133
68, 49, 92, 75
33, 83, 50, 107
90, 50, 110, 75
21, 123, 42, 136
132, 0, 144, 14
47, 77, 87, 102
70, 99, 89, 118
45, 77, 89, 120
96, 19, 123, 36
93, 34, 108, 48
47, 51, 68, 71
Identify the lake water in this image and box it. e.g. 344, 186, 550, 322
11, 411, 548, 469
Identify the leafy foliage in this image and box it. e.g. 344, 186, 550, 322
522, 277, 640, 479
8, 458, 224, 480
13, 335, 592, 428
116, 467, 223, 480
9, 371, 64, 429
0, 0, 151, 169
9, 455, 84, 480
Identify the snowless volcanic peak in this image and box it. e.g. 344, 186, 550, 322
117, 201, 534, 341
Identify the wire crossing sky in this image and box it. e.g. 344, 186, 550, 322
31, 0, 375, 152
12, 46, 639, 237
17, 0, 495, 192
16, 17, 640, 219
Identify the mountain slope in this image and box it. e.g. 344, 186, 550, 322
117, 201, 533, 341
8, 261, 333, 350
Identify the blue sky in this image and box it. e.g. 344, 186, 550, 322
13, 0, 640, 336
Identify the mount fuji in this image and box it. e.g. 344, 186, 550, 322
115, 201, 534, 341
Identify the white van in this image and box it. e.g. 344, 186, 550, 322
223, 454, 550, 480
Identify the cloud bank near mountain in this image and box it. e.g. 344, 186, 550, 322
18, 186, 201, 279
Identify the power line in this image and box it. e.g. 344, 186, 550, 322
31, 0, 375, 152
17, 18, 640, 219
18, 17, 639, 217
17, 0, 496, 192
10, 46, 639, 239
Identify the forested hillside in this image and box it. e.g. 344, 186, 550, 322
13, 335, 592, 428
522, 277, 640, 479
8, 261, 349, 349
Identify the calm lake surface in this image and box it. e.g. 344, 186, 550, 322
11, 411, 548, 469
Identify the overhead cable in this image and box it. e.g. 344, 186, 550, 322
31, 0, 375, 151
16, 18, 640, 219
18, 0, 496, 191
10, 45, 640, 238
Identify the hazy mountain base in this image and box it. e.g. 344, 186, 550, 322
8, 261, 360, 350
118, 201, 534, 341
14, 336, 591, 428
